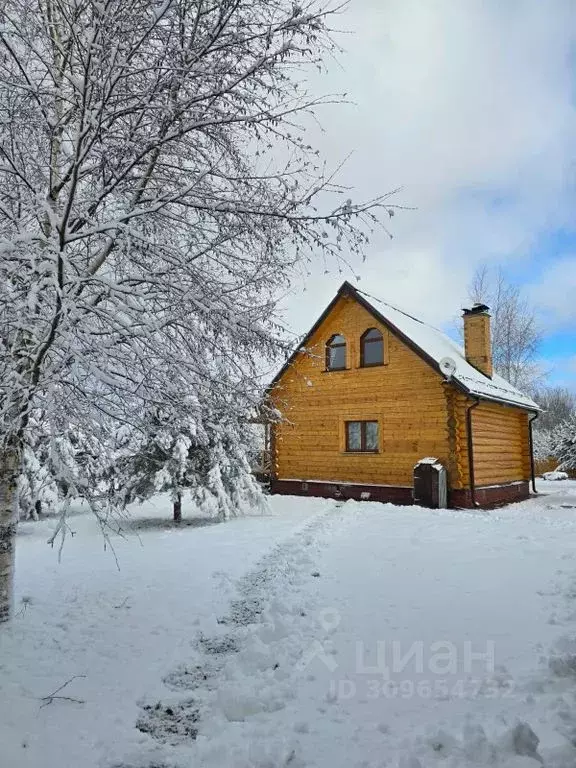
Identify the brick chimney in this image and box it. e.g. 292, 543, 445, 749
462, 303, 493, 378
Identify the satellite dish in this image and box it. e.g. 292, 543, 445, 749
439, 356, 457, 379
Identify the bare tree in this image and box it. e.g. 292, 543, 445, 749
468, 266, 542, 390
0, 0, 397, 621
532, 385, 575, 433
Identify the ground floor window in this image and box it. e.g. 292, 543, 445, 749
345, 420, 379, 452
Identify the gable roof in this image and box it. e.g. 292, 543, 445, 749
271, 281, 540, 412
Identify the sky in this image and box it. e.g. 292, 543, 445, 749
279, 0, 576, 390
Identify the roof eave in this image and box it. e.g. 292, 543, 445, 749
462, 390, 541, 412
450, 374, 540, 412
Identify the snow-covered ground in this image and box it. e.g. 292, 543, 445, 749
3, 483, 576, 767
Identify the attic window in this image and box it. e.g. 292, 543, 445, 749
326, 334, 346, 370
360, 328, 384, 367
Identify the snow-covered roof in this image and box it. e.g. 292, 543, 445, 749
349, 283, 540, 411
271, 281, 540, 411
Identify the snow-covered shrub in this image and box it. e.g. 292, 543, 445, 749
532, 428, 555, 462
542, 471, 569, 481
553, 413, 576, 471
191, 427, 265, 520
16, 409, 111, 521
17, 443, 58, 520
109, 408, 265, 521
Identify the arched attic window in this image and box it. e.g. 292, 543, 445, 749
326, 334, 347, 371
360, 328, 384, 367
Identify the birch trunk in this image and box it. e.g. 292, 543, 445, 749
0, 448, 19, 623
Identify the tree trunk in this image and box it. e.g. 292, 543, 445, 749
34, 499, 42, 519
0, 448, 19, 623
173, 493, 182, 523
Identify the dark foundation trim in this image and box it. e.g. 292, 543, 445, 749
270, 479, 413, 505
450, 481, 531, 508
270, 478, 531, 509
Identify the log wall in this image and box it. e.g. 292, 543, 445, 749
270, 294, 450, 487
469, 401, 531, 487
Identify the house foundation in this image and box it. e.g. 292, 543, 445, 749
270, 478, 531, 509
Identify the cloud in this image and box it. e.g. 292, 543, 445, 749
280, 0, 576, 336
529, 256, 576, 328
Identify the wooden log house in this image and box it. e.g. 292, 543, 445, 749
267, 281, 540, 508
